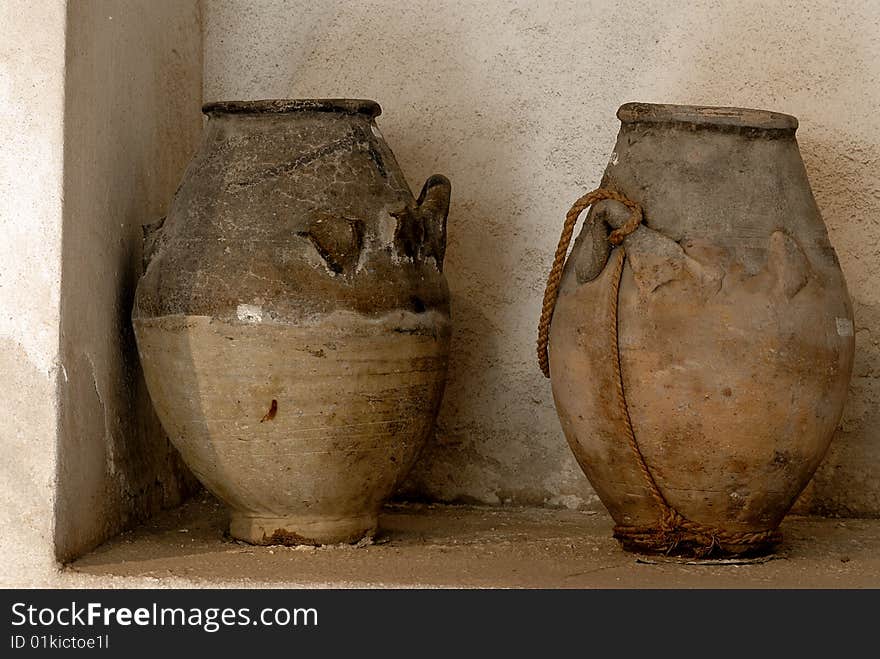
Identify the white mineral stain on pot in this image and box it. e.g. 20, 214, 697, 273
378, 208, 397, 247
236, 304, 263, 323
836, 317, 854, 337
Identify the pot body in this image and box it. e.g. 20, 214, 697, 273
133, 100, 451, 545
549, 103, 854, 555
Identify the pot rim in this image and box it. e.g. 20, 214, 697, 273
202, 99, 382, 118
618, 102, 798, 132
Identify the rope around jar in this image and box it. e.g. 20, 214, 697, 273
537, 188, 781, 556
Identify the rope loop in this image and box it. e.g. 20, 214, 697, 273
537, 188, 642, 378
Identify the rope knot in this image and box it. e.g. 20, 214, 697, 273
660, 509, 685, 532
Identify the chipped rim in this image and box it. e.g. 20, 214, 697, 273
618, 102, 798, 132
202, 99, 382, 118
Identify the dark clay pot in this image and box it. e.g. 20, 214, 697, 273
548, 103, 854, 557
133, 99, 451, 545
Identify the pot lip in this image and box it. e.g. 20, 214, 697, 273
617, 102, 798, 131
202, 99, 382, 118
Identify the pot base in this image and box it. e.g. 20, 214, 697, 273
229, 512, 378, 546
615, 528, 781, 559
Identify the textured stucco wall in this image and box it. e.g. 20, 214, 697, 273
205, 0, 880, 516
55, 0, 203, 562
0, 1, 203, 585
0, 1, 67, 587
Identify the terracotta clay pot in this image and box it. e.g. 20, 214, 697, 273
544, 103, 854, 557
133, 99, 451, 545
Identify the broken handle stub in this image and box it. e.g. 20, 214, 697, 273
141, 216, 167, 273
417, 174, 452, 270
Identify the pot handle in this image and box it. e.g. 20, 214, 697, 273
536, 188, 642, 377
141, 216, 167, 273
416, 175, 451, 269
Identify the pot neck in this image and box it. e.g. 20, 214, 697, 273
202, 99, 382, 120
617, 102, 798, 137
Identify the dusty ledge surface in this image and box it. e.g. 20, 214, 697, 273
66, 495, 880, 588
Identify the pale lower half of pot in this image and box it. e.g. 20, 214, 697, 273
133, 310, 450, 545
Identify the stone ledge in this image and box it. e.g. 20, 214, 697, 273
62, 494, 880, 588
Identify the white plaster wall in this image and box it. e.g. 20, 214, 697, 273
1, 1, 203, 584
202, 0, 878, 515
55, 0, 203, 561
0, 0, 67, 587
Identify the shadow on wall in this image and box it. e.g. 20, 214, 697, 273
795, 134, 880, 516
350, 8, 602, 508
387, 86, 537, 499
